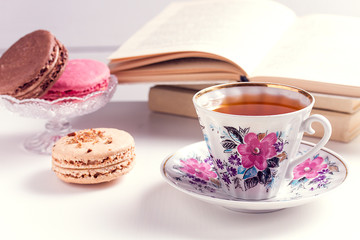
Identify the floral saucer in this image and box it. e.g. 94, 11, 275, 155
160, 141, 348, 213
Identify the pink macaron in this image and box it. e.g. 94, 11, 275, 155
42, 59, 110, 100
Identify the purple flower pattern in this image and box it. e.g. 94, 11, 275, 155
222, 173, 231, 185
226, 166, 237, 177
216, 159, 224, 170
228, 154, 241, 165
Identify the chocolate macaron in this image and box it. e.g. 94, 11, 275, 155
0, 30, 68, 99
52, 128, 135, 184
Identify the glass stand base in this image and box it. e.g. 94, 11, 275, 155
24, 119, 73, 155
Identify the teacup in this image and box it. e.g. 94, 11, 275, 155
193, 82, 331, 200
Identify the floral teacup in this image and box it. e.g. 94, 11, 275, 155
193, 82, 332, 200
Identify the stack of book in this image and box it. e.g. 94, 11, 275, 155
108, 0, 360, 142
148, 84, 360, 142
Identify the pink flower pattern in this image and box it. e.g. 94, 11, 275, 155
237, 132, 277, 171
180, 158, 217, 181
293, 156, 328, 180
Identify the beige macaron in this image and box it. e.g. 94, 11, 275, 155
52, 128, 135, 184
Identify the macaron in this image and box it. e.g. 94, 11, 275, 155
0, 30, 68, 99
52, 128, 135, 184
42, 59, 110, 100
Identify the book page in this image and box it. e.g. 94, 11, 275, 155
252, 14, 360, 90
114, 71, 239, 83
118, 58, 240, 76
109, 0, 296, 74
109, 51, 242, 72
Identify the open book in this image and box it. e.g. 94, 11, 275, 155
109, 0, 360, 97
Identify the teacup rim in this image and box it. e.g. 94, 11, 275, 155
193, 82, 314, 118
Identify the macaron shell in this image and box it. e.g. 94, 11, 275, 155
0, 30, 56, 90
49, 59, 110, 91
0, 30, 68, 99
52, 128, 134, 162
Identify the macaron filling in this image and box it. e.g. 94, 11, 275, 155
52, 146, 135, 168
52, 158, 134, 180
43, 77, 109, 100
14, 45, 58, 95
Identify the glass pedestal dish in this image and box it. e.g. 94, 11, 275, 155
0, 75, 117, 155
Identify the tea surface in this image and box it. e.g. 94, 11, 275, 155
213, 102, 303, 116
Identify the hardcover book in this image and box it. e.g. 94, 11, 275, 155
148, 84, 360, 142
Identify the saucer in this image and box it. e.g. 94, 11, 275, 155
160, 141, 348, 213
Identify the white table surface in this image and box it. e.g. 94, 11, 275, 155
1, 1, 360, 239
1, 87, 359, 240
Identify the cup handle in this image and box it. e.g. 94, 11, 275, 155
285, 114, 332, 179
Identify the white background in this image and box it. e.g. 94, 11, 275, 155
2, 0, 359, 102
1, 1, 360, 240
